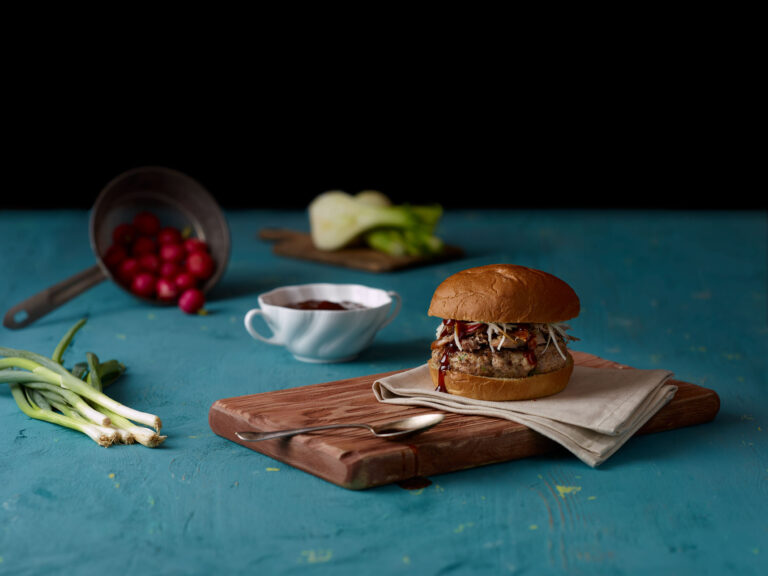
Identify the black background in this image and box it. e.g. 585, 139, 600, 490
4, 115, 756, 211
2, 39, 760, 212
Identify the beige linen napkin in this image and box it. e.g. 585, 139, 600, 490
372, 364, 677, 467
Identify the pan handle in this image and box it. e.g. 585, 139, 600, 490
3, 265, 107, 330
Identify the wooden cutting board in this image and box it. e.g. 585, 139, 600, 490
209, 351, 720, 490
259, 228, 464, 272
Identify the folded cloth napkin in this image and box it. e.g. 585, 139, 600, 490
372, 364, 677, 467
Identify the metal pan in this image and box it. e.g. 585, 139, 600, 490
3, 166, 230, 329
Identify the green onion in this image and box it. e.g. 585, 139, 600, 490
10, 383, 118, 447
0, 351, 161, 430
51, 317, 87, 364
1, 318, 165, 448
86, 352, 103, 393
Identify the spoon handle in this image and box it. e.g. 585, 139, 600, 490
236, 423, 371, 442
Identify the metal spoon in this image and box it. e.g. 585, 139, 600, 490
235, 413, 444, 442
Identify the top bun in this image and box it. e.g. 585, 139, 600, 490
428, 264, 580, 324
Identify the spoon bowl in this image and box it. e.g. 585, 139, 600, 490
235, 413, 444, 442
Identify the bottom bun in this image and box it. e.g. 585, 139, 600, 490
429, 353, 574, 401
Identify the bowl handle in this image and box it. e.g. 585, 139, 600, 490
244, 309, 282, 345
380, 291, 402, 329
3, 265, 107, 330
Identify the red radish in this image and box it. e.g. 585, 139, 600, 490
185, 251, 214, 280
160, 242, 186, 263
131, 236, 157, 257
130, 272, 157, 298
138, 253, 160, 273
108, 212, 216, 314
178, 288, 205, 314
133, 211, 161, 236
112, 223, 136, 246
156, 278, 180, 302
159, 261, 182, 279
116, 258, 140, 284
184, 238, 208, 253
174, 272, 197, 292
103, 244, 127, 270
157, 226, 183, 245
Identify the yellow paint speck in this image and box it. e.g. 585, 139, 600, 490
266, 467, 280, 472
752, 547, 759, 555
403, 556, 411, 564
148, 496, 155, 507
529, 524, 538, 530
300, 549, 332, 564
147, 313, 156, 320
454, 522, 474, 534
116, 334, 127, 340
114, 483, 120, 488
588, 496, 597, 501
188, 435, 198, 439
555, 485, 582, 499
108, 473, 115, 479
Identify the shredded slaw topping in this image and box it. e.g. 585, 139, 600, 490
436, 320, 575, 360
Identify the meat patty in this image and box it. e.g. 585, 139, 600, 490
431, 322, 572, 379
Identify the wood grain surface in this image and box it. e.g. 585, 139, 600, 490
259, 228, 464, 272
209, 351, 721, 490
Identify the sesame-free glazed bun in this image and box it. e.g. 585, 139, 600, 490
428, 264, 580, 324
429, 353, 574, 401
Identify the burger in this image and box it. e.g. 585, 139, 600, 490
428, 264, 580, 401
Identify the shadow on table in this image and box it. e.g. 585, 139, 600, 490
598, 406, 738, 470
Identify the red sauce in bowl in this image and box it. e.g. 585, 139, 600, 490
283, 299, 367, 311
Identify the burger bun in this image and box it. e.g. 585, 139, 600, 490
428, 263, 580, 324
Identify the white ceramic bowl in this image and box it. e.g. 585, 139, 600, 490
244, 283, 401, 363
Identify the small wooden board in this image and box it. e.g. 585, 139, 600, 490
209, 352, 720, 490
259, 228, 464, 272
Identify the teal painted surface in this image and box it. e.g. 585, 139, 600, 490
0, 208, 766, 575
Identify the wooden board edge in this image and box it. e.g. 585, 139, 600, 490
260, 227, 464, 272
209, 399, 366, 489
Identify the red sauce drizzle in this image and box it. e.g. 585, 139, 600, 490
436, 320, 480, 392
511, 327, 538, 368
